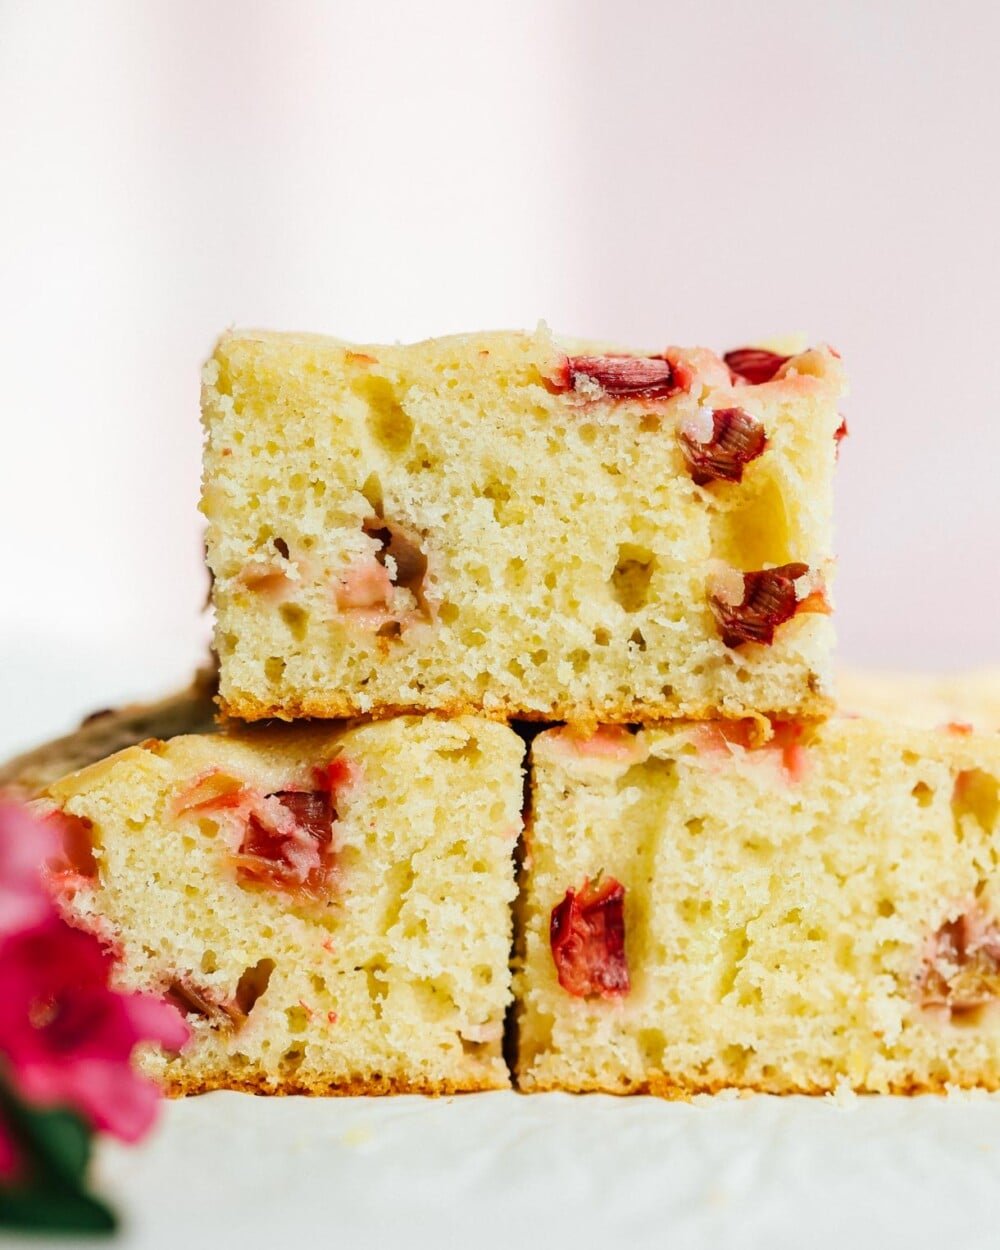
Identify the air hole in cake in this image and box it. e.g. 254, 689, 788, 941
362, 516, 430, 615
638, 1028, 666, 1067
482, 476, 512, 504
235, 958, 275, 1016
265, 656, 286, 683
610, 545, 656, 612
953, 770, 1000, 835
281, 1047, 305, 1074
285, 1004, 310, 1035
360, 472, 384, 515
712, 477, 791, 570
273, 536, 290, 559
593, 627, 611, 646
878, 899, 896, 918
365, 963, 389, 1019
912, 781, 935, 808
358, 375, 414, 452
279, 602, 309, 640
201, 950, 218, 974
686, 817, 704, 836
630, 628, 647, 652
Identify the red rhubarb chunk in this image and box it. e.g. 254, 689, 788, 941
710, 563, 810, 648
919, 910, 1000, 1013
235, 786, 338, 899
679, 407, 767, 485
724, 347, 790, 385
562, 355, 681, 399
44, 810, 98, 881
550, 876, 630, 999
834, 417, 848, 455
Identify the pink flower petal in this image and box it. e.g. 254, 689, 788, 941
0, 801, 190, 1146
0, 802, 59, 937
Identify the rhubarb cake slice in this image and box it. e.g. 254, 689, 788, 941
516, 718, 1000, 1095
202, 327, 844, 723
839, 668, 1000, 732
41, 716, 523, 1095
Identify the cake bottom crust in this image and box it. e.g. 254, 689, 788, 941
219, 689, 834, 732
516, 1071, 1000, 1098
164, 1070, 509, 1098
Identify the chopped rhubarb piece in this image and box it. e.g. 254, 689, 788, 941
173, 770, 247, 816
769, 720, 809, 782
44, 810, 98, 881
166, 977, 244, 1027
336, 558, 394, 612
550, 876, 630, 999
919, 909, 1000, 1013
235, 789, 336, 898
552, 354, 686, 400
709, 563, 810, 648
678, 406, 768, 485
796, 588, 832, 615
322, 754, 356, 792
553, 725, 646, 764
834, 417, 848, 454
723, 347, 791, 384
693, 719, 809, 782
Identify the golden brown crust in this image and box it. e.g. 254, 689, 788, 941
162, 1069, 509, 1097
218, 686, 835, 730
515, 1070, 1000, 1098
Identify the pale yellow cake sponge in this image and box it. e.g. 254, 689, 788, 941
517, 716, 1000, 1095
202, 326, 843, 724
44, 716, 524, 1095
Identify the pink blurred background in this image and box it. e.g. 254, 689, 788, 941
3, 0, 999, 754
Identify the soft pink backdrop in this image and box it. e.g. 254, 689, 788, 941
3, 0, 998, 749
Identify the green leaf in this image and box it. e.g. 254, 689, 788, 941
0, 1184, 116, 1233
0, 1075, 118, 1235
9, 1102, 92, 1185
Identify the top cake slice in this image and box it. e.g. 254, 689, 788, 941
202, 326, 845, 722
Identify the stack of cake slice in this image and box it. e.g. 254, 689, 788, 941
9, 324, 1000, 1096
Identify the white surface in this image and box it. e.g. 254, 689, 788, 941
8, 1090, 1000, 1250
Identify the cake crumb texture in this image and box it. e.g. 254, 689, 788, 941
201, 327, 843, 723
43, 716, 523, 1094
516, 716, 1000, 1095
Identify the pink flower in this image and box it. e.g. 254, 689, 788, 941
0, 802, 59, 937
0, 803, 190, 1145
